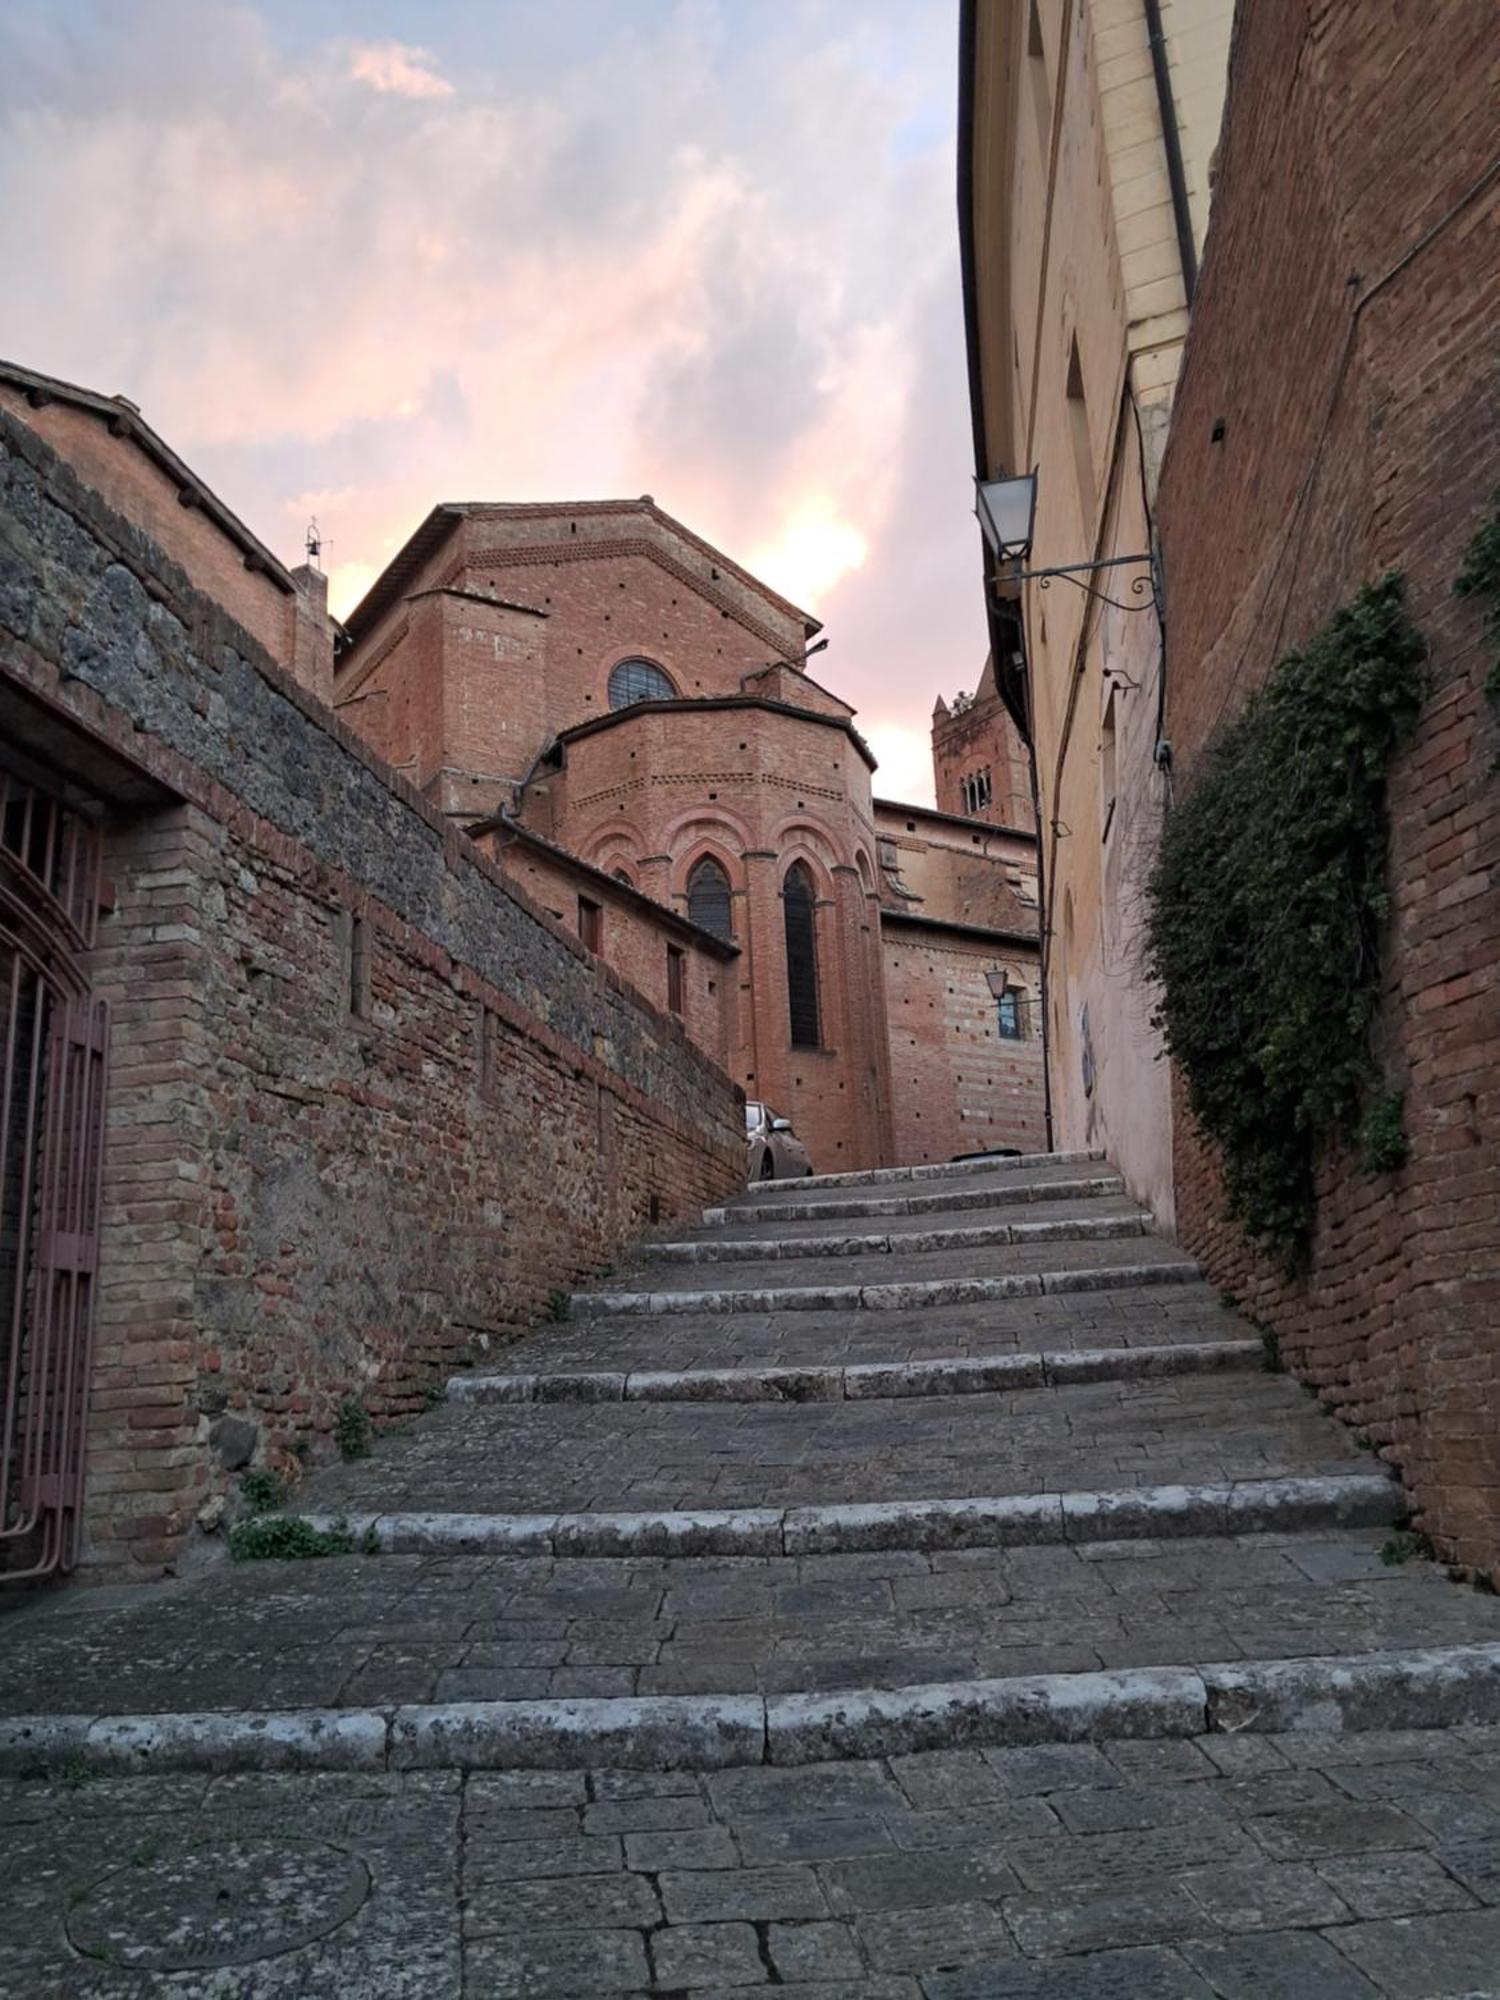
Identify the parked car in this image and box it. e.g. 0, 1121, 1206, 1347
745, 1101, 813, 1182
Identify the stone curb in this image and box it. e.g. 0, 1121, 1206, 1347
448, 1339, 1262, 1407
651, 1212, 1149, 1264
7, 1644, 1499, 1777
576, 1260, 1200, 1318
298, 1472, 1401, 1561
702, 1174, 1126, 1227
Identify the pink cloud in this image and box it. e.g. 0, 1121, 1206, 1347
347, 40, 454, 99
0, 1, 990, 805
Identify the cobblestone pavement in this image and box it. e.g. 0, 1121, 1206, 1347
5, 1728, 1500, 1996
4, 1149, 1499, 1994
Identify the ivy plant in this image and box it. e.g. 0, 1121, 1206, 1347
1145, 572, 1426, 1263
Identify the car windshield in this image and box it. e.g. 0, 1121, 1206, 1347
745, 1104, 766, 1133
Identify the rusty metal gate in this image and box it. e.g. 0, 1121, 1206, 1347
0, 768, 108, 1581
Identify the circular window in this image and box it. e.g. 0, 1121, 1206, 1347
608, 658, 676, 710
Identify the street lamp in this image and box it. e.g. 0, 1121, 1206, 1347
975, 471, 1039, 565
974, 470, 1158, 614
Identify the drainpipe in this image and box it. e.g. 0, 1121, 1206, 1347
1142, 0, 1198, 304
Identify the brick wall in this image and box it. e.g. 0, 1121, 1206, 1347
1156, 0, 1500, 1571
882, 921, 1045, 1165
0, 408, 744, 1578
932, 689, 1035, 833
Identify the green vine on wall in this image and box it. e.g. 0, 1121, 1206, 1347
1145, 573, 1427, 1264
1454, 488, 1500, 713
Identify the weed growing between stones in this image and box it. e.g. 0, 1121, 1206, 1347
1145, 572, 1427, 1265
334, 1397, 373, 1460
1381, 1529, 1435, 1567
228, 1515, 356, 1561
238, 1467, 286, 1516
545, 1288, 573, 1323
422, 1382, 447, 1409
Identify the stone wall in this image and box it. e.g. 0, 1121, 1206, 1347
0, 407, 744, 1577
1155, 0, 1500, 1570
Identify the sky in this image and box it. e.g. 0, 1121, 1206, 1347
0, 0, 990, 802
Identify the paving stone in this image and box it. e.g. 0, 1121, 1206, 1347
659, 1863, 829, 1923
707, 1763, 908, 1820
1331, 1907, 1500, 1994
820, 1847, 1019, 1914
1313, 1849, 1479, 1918
1052, 1783, 1231, 1834
464, 1928, 649, 1996
1181, 1931, 1381, 1998
766, 1920, 867, 1981
624, 1823, 740, 1871
1005, 1821, 1259, 1890
856, 1899, 1016, 1971
1004, 1881, 1215, 1956
584, 1793, 712, 1834
921, 1943, 1216, 1999
980, 1744, 1120, 1793
736, 1813, 896, 1862
1247, 1801, 1426, 1860
651, 1920, 766, 1987
464, 1831, 623, 1882
461, 1871, 660, 1936
1180, 1859, 1352, 1931
1436, 1837, 1500, 1903
890, 1749, 1012, 1808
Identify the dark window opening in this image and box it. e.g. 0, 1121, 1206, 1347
961, 768, 993, 816
783, 862, 821, 1050
997, 987, 1028, 1041
578, 896, 602, 954
607, 658, 676, 710
687, 856, 733, 941
667, 945, 685, 1016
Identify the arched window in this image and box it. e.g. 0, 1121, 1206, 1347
687, 856, 733, 942
607, 658, 676, 710
783, 862, 821, 1049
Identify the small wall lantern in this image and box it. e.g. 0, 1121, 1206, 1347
974, 470, 1158, 614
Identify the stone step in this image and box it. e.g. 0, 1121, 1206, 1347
580, 1253, 1200, 1318
513, 1282, 1254, 1376
721, 1148, 1110, 1213
8, 1639, 1500, 1775
301, 1473, 1402, 1560
735, 1147, 1108, 1200
450, 1337, 1263, 1407
11, 1520, 1500, 1725
649, 1208, 1152, 1265
703, 1172, 1127, 1228
294, 1368, 1370, 1519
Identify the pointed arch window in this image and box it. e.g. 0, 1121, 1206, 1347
687, 856, 733, 942
783, 862, 821, 1049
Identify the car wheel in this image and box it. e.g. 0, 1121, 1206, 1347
760, 1151, 776, 1180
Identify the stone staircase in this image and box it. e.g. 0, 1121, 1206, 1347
6, 1149, 1500, 1994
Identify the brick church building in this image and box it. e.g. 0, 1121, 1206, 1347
335, 496, 1044, 1173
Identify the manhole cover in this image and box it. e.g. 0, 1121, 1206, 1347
66, 1835, 371, 1971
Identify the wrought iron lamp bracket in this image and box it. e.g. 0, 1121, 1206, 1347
999, 552, 1158, 615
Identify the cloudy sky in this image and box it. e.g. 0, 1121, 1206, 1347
0, 0, 989, 799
